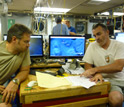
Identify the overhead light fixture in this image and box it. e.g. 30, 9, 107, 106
34, 7, 70, 14
91, 0, 110, 2
88, 0, 110, 5
101, 12, 124, 16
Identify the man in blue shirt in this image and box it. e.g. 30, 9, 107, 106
52, 17, 69, 35
65, 20, 76, 35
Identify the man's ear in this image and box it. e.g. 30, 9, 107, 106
107, 30, 109, 35
11, 36, 17, 42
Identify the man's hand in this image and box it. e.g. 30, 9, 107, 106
2, 81, 18, 104
90, 73, 103, 83
0, 85, 5, 94
80, 68, 97, 78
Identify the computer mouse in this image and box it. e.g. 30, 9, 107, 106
27, 81, 37, 87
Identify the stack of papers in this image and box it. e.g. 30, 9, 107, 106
36, 72, 72, 88
65, 76, 96, 89
36, 72, 96, 89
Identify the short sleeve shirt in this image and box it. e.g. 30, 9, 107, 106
0, 41, 31, 84
83, 39, 124, 81
68, 26, 76, 33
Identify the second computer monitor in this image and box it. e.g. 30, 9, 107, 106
3, 34, 43, 57
29, 35, 43, 57
3, 34, 7, 40
83, 34, 91, 39
49, 35, 85, 59
115, 32, 124, 43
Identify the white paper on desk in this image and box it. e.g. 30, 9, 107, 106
65, 76, 96, 89
36, 72, 72, 88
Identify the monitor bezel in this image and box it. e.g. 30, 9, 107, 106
49, 35, 85, 59
29, 35, 44, 57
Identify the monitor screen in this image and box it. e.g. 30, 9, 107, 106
3, 34, 43, 57
49, 35, 85, 59
107, 25, 114, 36
83, 34, 91, 39
115, 32, 124, 43
29, 35, 43, 57
3, 34, 7, 40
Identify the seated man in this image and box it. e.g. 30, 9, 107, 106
0, 24, 32, 107
81, 23, 124, 107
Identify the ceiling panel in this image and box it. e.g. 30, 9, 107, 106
8, 0, 37, 12
68, 0, 124, 15
7, 0, 124, 15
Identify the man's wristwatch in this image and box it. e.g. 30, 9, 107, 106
12, 79, 20, 85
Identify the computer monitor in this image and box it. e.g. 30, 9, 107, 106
3, 34, 7, 40
83, 34, 91, 39
3, 34, 43, 57
29, 35, 43, 57
107, 25, 114, 36
115, 32, 124, 43
49, 35, 85, 59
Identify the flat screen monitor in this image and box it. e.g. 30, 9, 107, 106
3, 34, 7, 40
115, 32, 124, 43
3, 34, 43, 57
83, 34, 91, 39
29, 35, 43, 57
107, 25, 114, 36
49, 35, 85, 59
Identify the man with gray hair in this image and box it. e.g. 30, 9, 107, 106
65, 20, 76, 35
81, 23, 124, 107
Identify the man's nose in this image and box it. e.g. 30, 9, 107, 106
27, 43, 30, 47
95, 36, 99, 40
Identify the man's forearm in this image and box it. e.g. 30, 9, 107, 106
14, 65, 30, 83
84, 63, 93, 70
95, 59, 124, 73
70, 32, 76, 35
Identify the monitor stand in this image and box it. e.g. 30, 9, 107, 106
58, 59, 66, 65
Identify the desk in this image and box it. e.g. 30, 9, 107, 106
20, 75, 110, 107
30, 62, 85, 69
30, 62, 62, 68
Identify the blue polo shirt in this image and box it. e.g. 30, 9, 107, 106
68, 26, 76, 33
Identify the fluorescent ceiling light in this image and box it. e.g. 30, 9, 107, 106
92, 0, 110, 2
34, 7, 70, 14
34, 11, 65, 15
101, 12, 124, 16
101, 12, 109, 15
114, 12, 124, 16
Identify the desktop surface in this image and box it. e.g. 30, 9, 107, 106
20, 74, 110, 106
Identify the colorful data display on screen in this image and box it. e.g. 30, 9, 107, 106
49, 35, 85, 58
